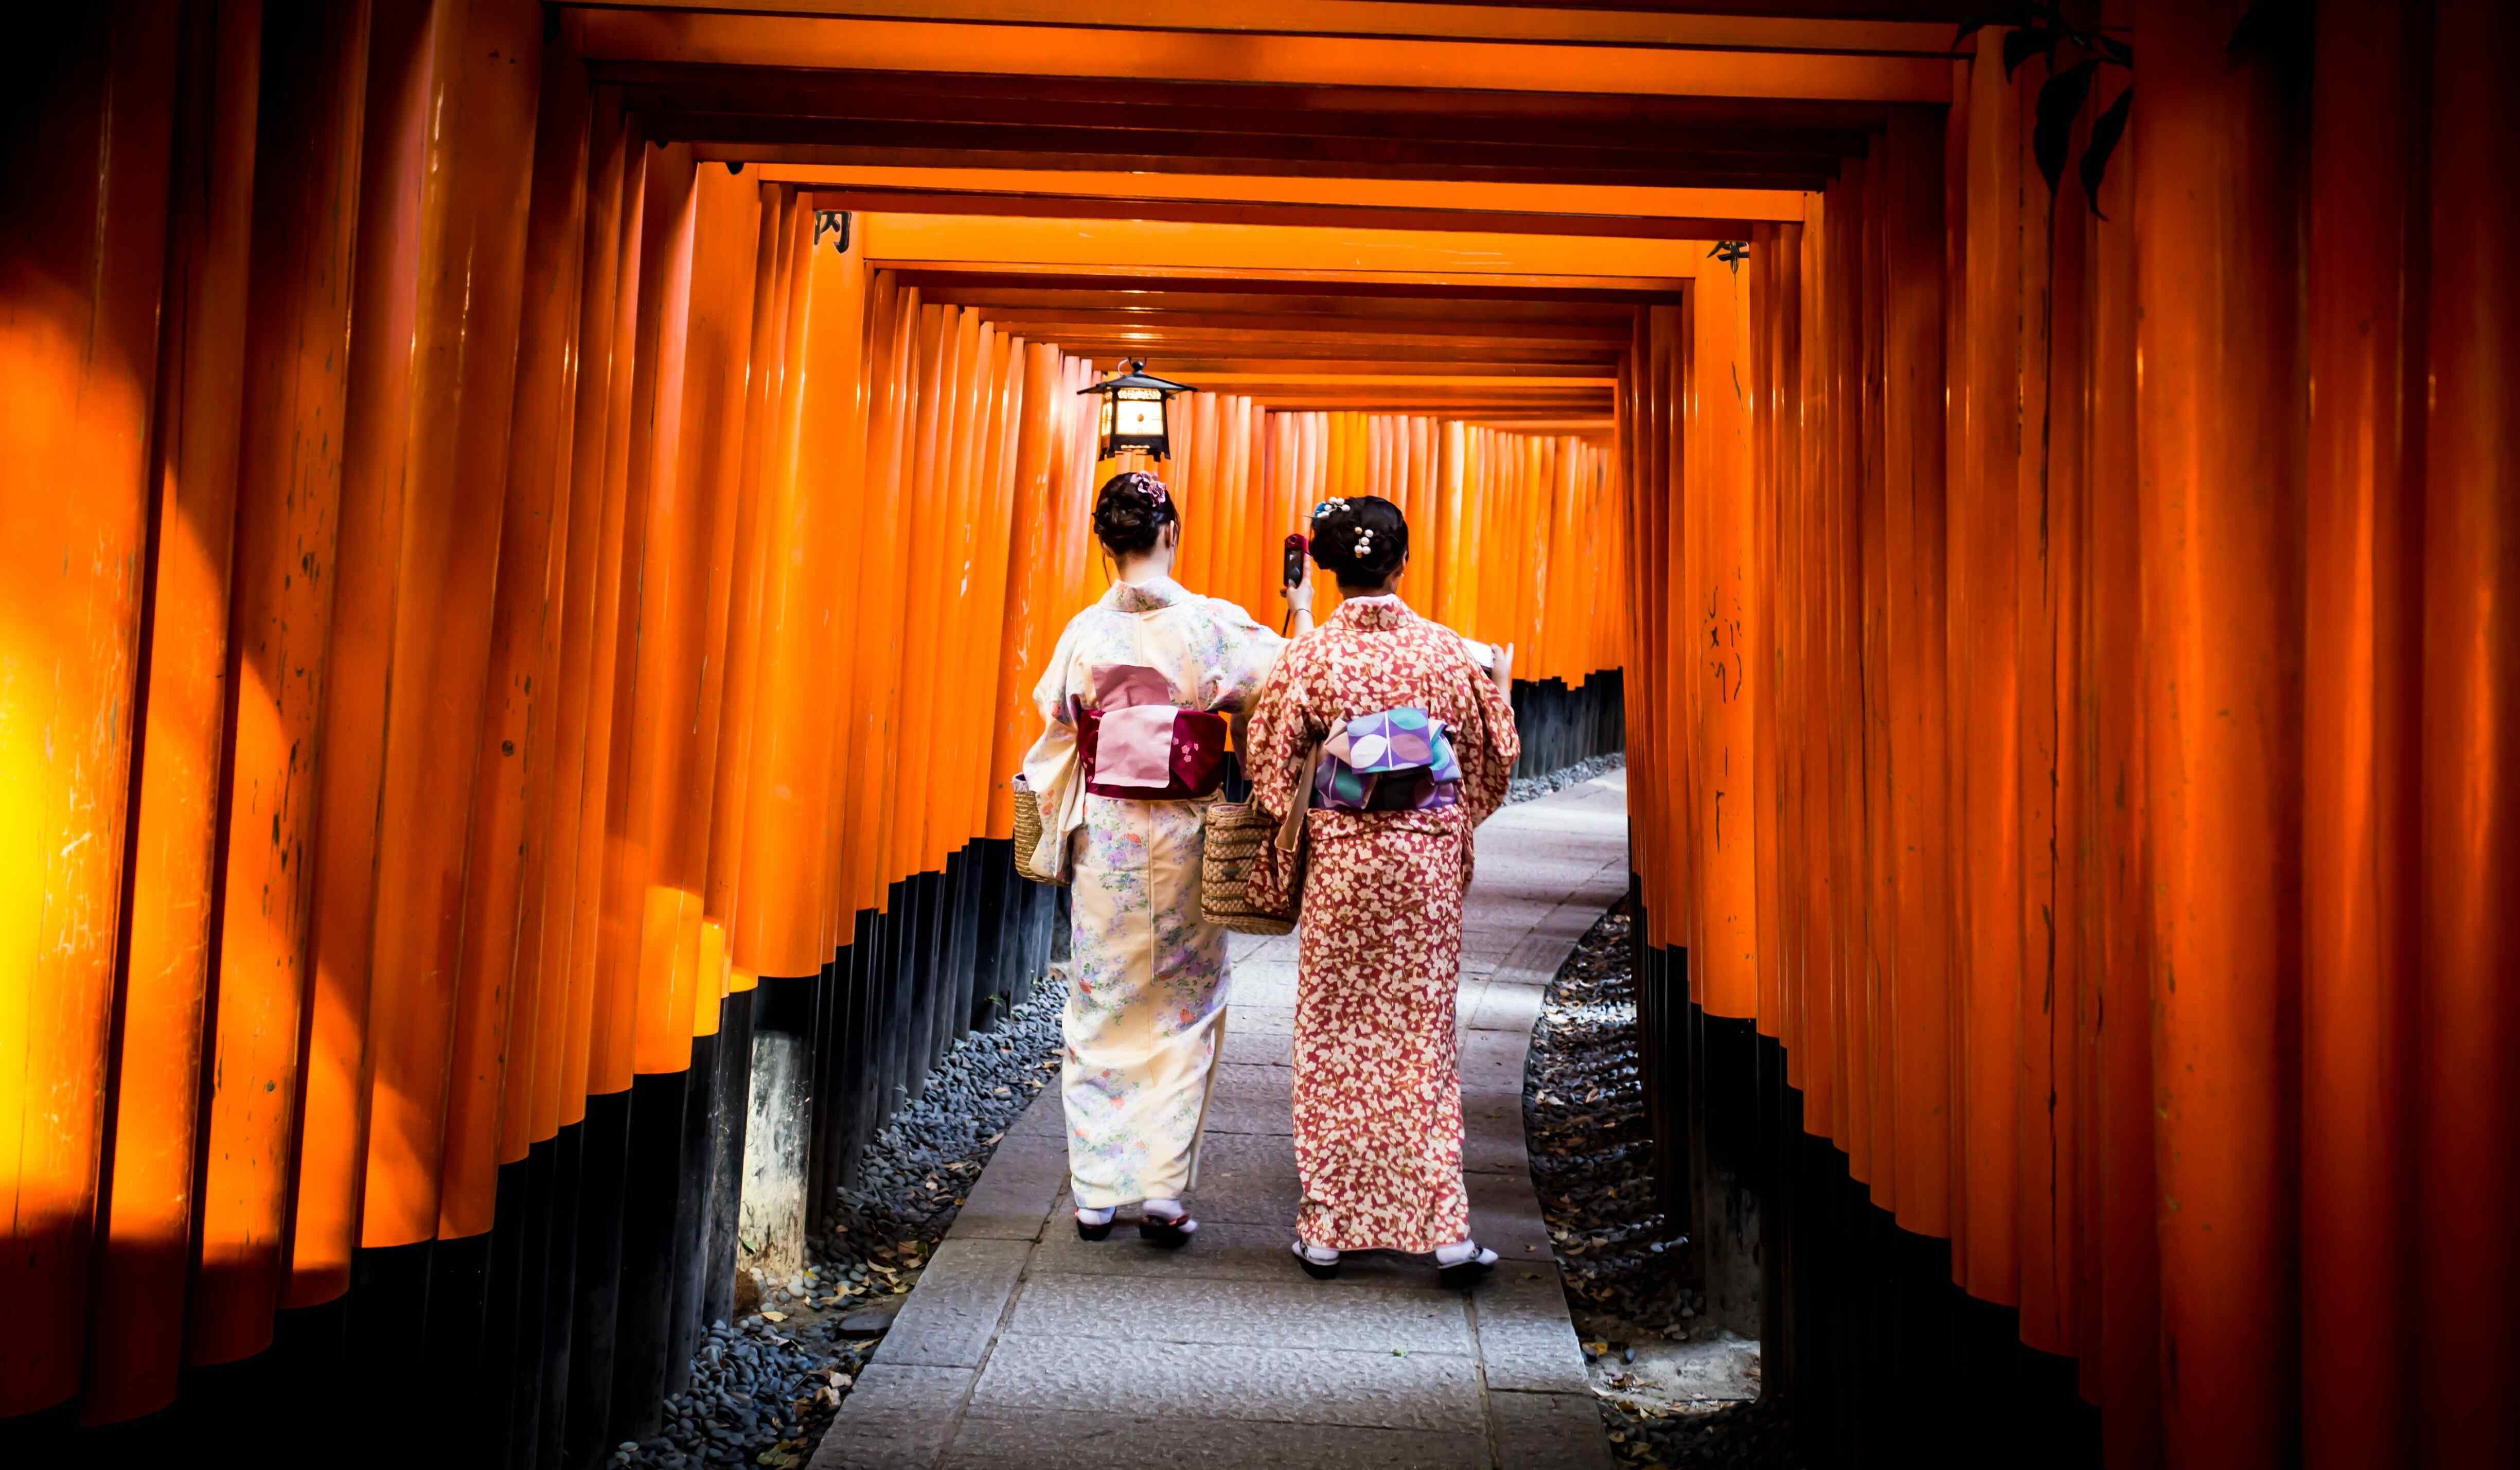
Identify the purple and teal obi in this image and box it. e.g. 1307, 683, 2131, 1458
1313, 706, 1463, 813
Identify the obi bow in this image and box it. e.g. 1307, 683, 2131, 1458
1313, 706, 1462, 812
1074, 662, 1229, 800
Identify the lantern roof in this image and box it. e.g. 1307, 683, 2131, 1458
1077, 360, 1192, 397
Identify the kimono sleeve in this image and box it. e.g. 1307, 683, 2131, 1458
1031, 615, 1084, 726
1196, 597, 1289, 713
1239, 646, 1319, 825
1450, 649, 1522, 826
1019, 616, 1089, 879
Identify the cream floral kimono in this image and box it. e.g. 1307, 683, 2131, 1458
1020, 576, 1285, 1209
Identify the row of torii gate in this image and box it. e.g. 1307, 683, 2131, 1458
3, 3, 2513, 1468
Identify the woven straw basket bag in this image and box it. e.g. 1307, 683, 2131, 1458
1200, 747, 1319, 936
1010, 780, 1068, 887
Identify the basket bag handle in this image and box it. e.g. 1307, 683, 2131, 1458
1276, 743, 1322, 854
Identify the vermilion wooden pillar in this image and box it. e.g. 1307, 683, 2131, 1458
2137, 1, 2310, 1465
701, 185, 791, 983
1949, 37, 2024, 1307
190, 0, 365, 1370
581, 119, 652, 1105
2414, 2, 2520, 1462
549, 94, 638, 1134
2080, 6, 2158, 1461
848, 269, 914, 920
2301, 0, 2427, 1464
1877, 108, 1951, 1248
86, 0, 262, 1424
430, 0, 546, 1246
676, 173, 765, 1015
608, 138, 703, 1082
0, 0, 180, 1419
285, 0, 451, 1308
358, 0, 541, 1255
502, 27, 596, 1176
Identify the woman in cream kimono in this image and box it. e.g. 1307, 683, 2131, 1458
1019, 472, 1311, 1244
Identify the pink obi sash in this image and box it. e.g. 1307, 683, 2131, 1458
1074, 662, 1229, 801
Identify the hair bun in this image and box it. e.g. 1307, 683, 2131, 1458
1093, 471, 1179, 556
1308, 494, 1410, 587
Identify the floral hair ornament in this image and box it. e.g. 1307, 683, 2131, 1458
1115, 471, 1171, 508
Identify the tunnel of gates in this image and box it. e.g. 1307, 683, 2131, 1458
1, 6, 1630, 1460
5, 3, 2518, 1469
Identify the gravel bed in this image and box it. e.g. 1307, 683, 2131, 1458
1507, 751, 1624, 806
610, 970, 1070, 1470
1525, 906, 1805, 1470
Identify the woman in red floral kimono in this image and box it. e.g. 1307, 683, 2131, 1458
1240, 494, 1521, 1286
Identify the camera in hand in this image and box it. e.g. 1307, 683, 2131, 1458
1283, 533, 1308, 588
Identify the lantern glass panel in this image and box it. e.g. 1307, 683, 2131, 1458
1115, 391, 1164, 438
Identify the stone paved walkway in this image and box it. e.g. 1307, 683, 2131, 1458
809, 775, 1629, 1470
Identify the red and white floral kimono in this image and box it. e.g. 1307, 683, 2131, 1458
1241, 596, 1519, 1252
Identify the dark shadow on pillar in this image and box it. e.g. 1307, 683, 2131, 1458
565, 1087, 632, 1468
703, 992, 753, 1328
663, 1030, 717, 1394
607, 1068, 689, 1444
536, 1119, 585, 1470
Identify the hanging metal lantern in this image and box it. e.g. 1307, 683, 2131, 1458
1078, 359, 1190, 462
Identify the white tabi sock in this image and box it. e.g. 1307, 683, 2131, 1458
1293, 1241, 1341, 1266
1433, 1241, 1497, 1268
1075, 1206, 1116, 1227
1140, 1198, 1196, 1233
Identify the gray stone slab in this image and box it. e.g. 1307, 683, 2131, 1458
1459, 1086, 1528, 1137
1008, 1270, 1474, 1355
1184, 1125, 1301, 1224
1212, 1059, 1299, 1099
1461, 1118, 1530, 1177
873, 1238, 1029, 1368
1489, 1390, 1616, 1470
1227, 1002, 1299, 1039
1236, 1028, 1297, 1068
982, 1126, 1067, 1172
1473, 1269, 1593, 1394
1466, 1170, 1553, 1264
1229, 931, 1300, 966
806, 1364, 975, 1470
971, 1335, 1486, 1434
1025, 1218, 1446, 1289
1201, 1063, 1296, 1137
945, 1153, 1065, 1242
1229, 971, 1302, 1008
1006, 1089, 1065, 1138
943, 1411, 1487, 1468
1460, 1031, 1534, 1089
1465, 979, 1546, 1035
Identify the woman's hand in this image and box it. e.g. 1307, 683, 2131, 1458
1282, 564, 1316, 636
1490, 642, 1516, 694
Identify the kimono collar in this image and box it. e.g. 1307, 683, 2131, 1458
1106, 575, 1192, 614
1335, 595, 1415, 632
